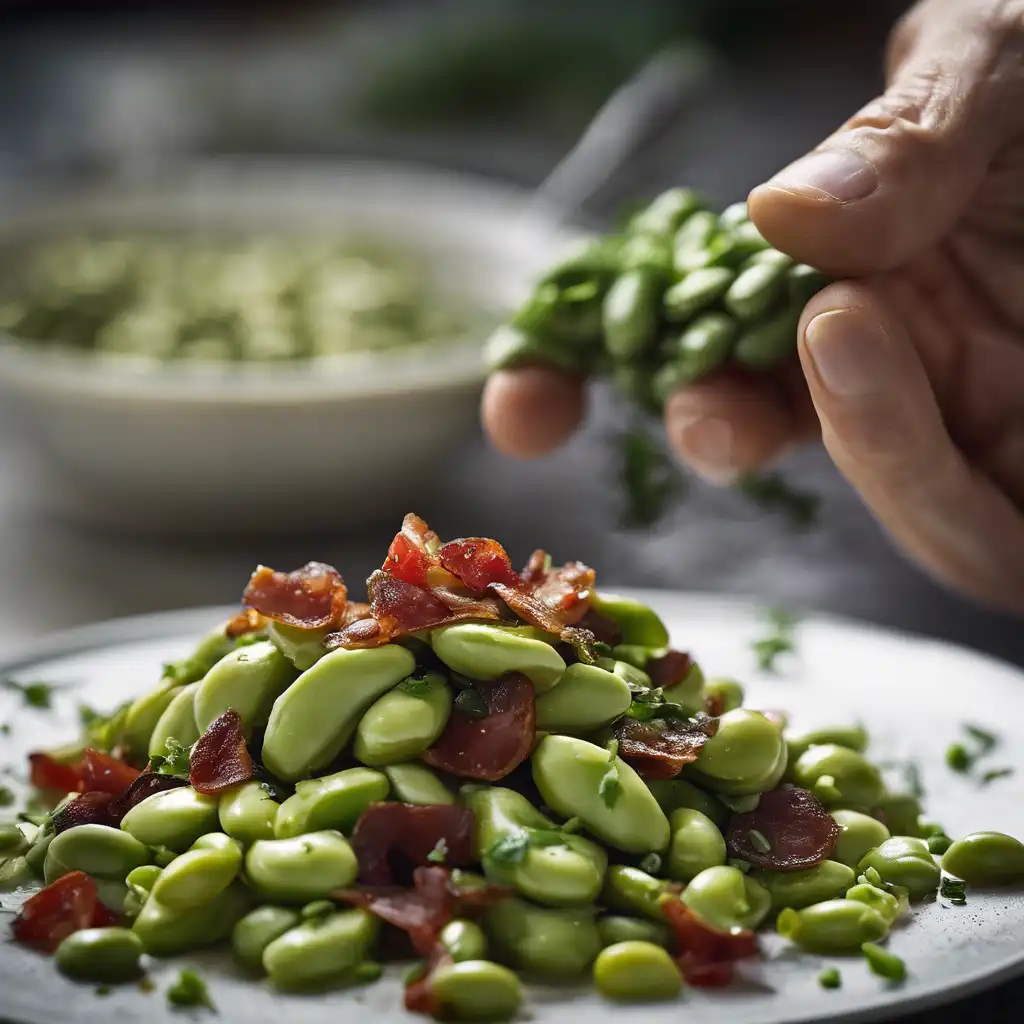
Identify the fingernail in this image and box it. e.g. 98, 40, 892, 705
804, 310, 889, 397
770, 148, 877, 202
669, 414, 736, 483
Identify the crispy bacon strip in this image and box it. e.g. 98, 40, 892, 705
726, 787, 839, 870
614, 713, 718, 780
11, 872, 102, 953
225, 608, 267, 639
28, 748, 140, 799
438, 538, 521, 593
189, 709, 253, 795
28, 753, 83, 794
404, 945, 453, 1017
662, 897, 758, 987
647, 650, 694, 689
51, 772, 187, 834
52, 792, 114, 834
423, 674, 535, 782
350, 804, 475, 886
242, 561, 348, 630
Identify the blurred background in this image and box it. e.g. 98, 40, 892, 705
0, 0, 1022, 666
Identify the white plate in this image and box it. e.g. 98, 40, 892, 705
2, 592, 1024, 1024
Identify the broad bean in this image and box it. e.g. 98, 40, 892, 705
597, 915, 671, 949
121, 679, 179, 756
858, 837, 941, 900
55, 927, 144, 983
25, 819, 55, 879
353, 673, 452, 766
219, 781, 280, 843
262, 908, 379, 989
384, 763, 454, 806
752, 861, 855, 911
590, 593, 670, 648
148, 682, 201, 759
120, 787, 220, 853
232, 905, 303, 973
702, 678, 744, 714
593, 941, 682, 1002
261, 645, 415, 781
149, 833, 242, 910
0, 855, 30, 890
532, 735, 670, 854
733, 306, 801, 370
46, 824, 150, 883
680, 865, 771, 931
785, 724, 868, 763
694, 710, 784, 783
484, 898, 601, 979
872, 794, 925, 838
431, 624, 565, 692
646, 778, 728, 830
777, 899, 889, 954
245, 831, 358, 903
846, 883, 901, 925
440, 919, 488, 963
663, 267, 734, 323
630, 188, 702, 239
603, 267, 662, 361
429, 960, 523, 1022
274, 767, 389, 839
666, 808, 726, 883
792, 744, 884, 809
194, 641, 296, 734
831, 810, 891, 868
601, 865, 669, 922
689, 737, 788, 798
132, 882, 253, 957
268, 621, 329, 671
942, 832, 1024, 885
534, 663, 633, 735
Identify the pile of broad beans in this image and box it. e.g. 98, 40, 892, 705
486, 188, 829, 414
4, 566, 1024, 1020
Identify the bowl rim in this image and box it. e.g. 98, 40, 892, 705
0, 156, 579, 403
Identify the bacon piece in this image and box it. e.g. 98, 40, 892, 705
350, 804, 475, 886
527, 561, 595, 625
28, 753, 82, 794
423, 674, 535, 782
647, 650, 694, 689
52, 772, 187, 834
77, 748, 141, 795
705, 691, 726, 716
11, 871, 99, 953
242, 561, 348, 630
189, 709, 253, 795
52, 792, 114, 834
107, 772, 189, 823
90, 900, 120, 928
661, 898, 758, 987
405, 945, 453, 1017
225, 608, 267, 639
614, 713, 718, 780
438, 538, 521, 593
726, 787, 839, 870
576, 609, 622, 647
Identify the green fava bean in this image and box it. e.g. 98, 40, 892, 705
602, 865, 669, 921
384, 763, 454, 806
94, 879, 130, 915
831, 810, 891, 868
612, 362, 662, 417
275, 767, 389, 838
245, 830, 358, 903
663, 267, 735, 323
133, 882, 252, 957
597, 915, 671, 949
846, 883, 901, 925
440, 919, 488, 963
484, 898, 601, 980
268, 621, 329, 671
872, 793, 925, 837
121, 679, 179, 756
718, 201, 749, 230
353, 673, 452, 766
56, 927, 144, 983
431, 623, 565, 693
485, 323, 590, 375
752, 860, 855, 911
430, 960, 523, 1022
534, 663, 632, 735
232, 905, 303, 973
680, 865, 771, 931
724, 258, 789, 322
942, 832, 1024, 885
148, 681, 201, 759
647, 778, 728, 830
126, 864, 162, 893
777, 899, 889, 954
46, 824, 150, 882
0, 856, 31, 890
165, 621, 248, 686
149, 833, 242, 911
792, 744, 884, 809
703, 678, 744, 713
219, 781, 280, 843
25, 820, 55, 879
785, 723, 868, 762
194, 640, 296, 734
789, 263, 830, 306
594, 941, 683, 1002
590, 593, 670, 648
532, 735, 670, 854
603, 267, 662, 361
630, 188, 703, 238
465, 786, 607, 907
858, 837, 941, 900
596, 657, 652, 691
263, 908, 379, 990
121, 787, 220, 853
733, 305, 801, 370
695, 709, 785, 782
666, 808, 726, 882
262, 644, 415, 781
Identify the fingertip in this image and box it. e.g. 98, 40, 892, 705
481, 366, 586, 459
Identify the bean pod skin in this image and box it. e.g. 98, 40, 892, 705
942, 832, 1024, 885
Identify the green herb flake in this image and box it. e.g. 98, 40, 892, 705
944, 743, 973, 773
981, 767, 1014, 785
486, 831, 531, 867
963, 724, 998, 754
638, 853, 662, 875
0, 786, 14, 808
427, 837, 449, 864
818, 967, 841, 990
353, 962, 383, 984
620, 424, 684, 529
149, 738, 192, 779
2, 679, 59, 710
403, 961, 428, 986
926, 834, 952, 855
95, 986, 112, 997
561, 817, 582, 835
166, 969, 215, 1011
748, 829, 772, 854
940, 877, 967, 905
454, 688, 489, 720
736, 471, 820, 529
598, 741, 623, 809
751, 606, 797, 672
861, 942, 906, 982
399, 676, 432, 697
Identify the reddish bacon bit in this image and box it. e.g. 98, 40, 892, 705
52, 792, 114, 834
726, 787, 839, 871
705, 691, 726, 716
242, 561, 348, 630
576, 609, 622, 647
614, 713, 718, 780
108, 772, 189, 823
77, 748, 141, 795
52, 772, 187, 834
189, 709, 253, 795
662, 898, 758, 987
423, 674, 535, 782
224, 608, 267, 639
11, 872, 100, 953
647, 650, 694, 689
28, 753, 83, 794
438, 538, 521, 593
350, 804, 475, 886
527, 561, 595, 624
404, 945, 453, 1017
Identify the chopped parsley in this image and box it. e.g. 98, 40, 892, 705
78, 701, 131, 753
751, 607, 797, 672
0, 723, 9, 736
818, 967, 841, 989
963, 724, 998, 754
427, 837, 449, 864
861, 942, 906, 982
454, 688, 489, 719
166, 969, 215, 1011
403, 961, 428, 986
748, 829, 772, 855
486, 831, 531, 867
149, 738, 192, 779
981, 767, 1014, 785
638, 853, 662, 875
2, 679, 59, 710
940, 877, 967, 905
946, 724, 1007, 782
561, 817, 582, 835
399, 675, 433, 697
598, 741, 623, 809
0, 786, 14, 808
737, 471, 820, 529
945, 743, 972, 773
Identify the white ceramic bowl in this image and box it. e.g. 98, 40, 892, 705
0, 160, 571, 535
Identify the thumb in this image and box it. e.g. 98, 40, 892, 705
748, 2, 1017, 276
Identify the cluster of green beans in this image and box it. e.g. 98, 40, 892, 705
9, 589, 1024, 1020
486, 189, 830, 413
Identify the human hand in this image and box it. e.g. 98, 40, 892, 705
482, 0, 1024, 615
